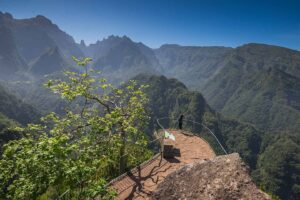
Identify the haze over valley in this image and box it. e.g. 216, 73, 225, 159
0, 9, 300, 200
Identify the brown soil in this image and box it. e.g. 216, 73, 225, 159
109, 129, 216, 200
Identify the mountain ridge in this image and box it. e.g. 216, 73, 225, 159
201, 43, 300, 131
0, 12, 83, 68
30, 46, 69, 75
1, 12, 299, 133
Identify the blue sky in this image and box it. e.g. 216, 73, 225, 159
1, 0, 300, 49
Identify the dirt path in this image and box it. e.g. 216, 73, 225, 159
109, 129, 216, 200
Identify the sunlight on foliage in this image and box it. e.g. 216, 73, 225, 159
0, 57, 152, 199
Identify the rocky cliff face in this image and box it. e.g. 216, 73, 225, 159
151, 153, 271, 200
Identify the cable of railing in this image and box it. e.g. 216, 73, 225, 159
57, 189, 70, 199
156, 117, 170, 131
182, 119, 228, 155
156, 117, 228, 155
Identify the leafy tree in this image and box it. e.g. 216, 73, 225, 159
0, 57, 152, 199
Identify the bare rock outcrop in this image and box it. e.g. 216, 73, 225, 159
151, 153, 271, 200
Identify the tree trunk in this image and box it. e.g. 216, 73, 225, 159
119, 130, 126, 174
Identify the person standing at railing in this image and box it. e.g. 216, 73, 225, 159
178, 114, 184, 130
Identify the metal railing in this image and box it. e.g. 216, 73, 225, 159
58, 117, 227, 199
156, 117, 228, 155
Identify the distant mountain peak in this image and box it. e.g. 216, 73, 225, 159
0, 12, 54, 27
80, 40, 86, 47
33, 15, 54, 26
0, 12, 13, 25
106, 35, 120, 40
103, 35, 132, 42
237, 42, 299, 53
121, 35, 131, 40
0, 12, 13, 20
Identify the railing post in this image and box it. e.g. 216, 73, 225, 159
161, 129, 164, 157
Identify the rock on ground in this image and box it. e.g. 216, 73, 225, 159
151, 153, 271, 200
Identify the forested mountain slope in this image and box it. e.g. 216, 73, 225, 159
253, 131, 300, 200
202, 43, 300, 131
0, 84, 40, 125
0, 25, 28, 78
0, 84, 40, 152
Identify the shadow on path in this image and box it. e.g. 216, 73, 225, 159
125, 156, 172, 200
